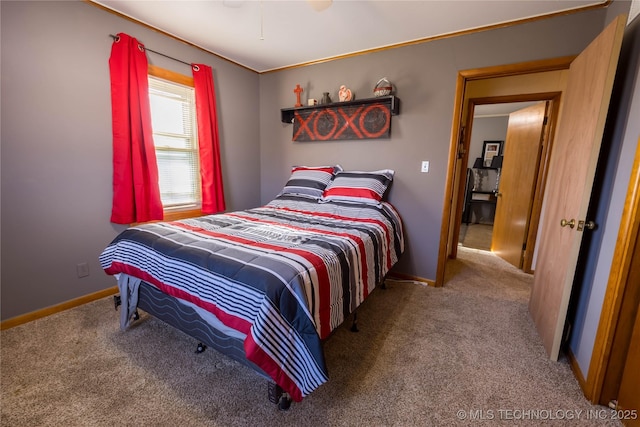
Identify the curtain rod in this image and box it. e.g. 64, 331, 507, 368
109, 34, 193, 67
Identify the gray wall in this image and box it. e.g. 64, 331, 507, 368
0, 1, 261, 320
258, 10, 608, 281
468, 116, 509, 169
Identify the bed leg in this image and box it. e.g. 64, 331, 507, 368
268, 382, 283, 404
350, 311, 359, 332
278, 393, 292, 411
267, 382, 292, 410
113, 295, 139, 321
113, 295, 140, 320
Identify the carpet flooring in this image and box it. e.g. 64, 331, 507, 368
1, 248, 620, 426
459, 223, 493, 251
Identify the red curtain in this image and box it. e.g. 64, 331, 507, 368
109, 33, 163, 224
192, 63, 226, 214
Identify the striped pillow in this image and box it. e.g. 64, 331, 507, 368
322, 169, 394, 205
279, 166, 340, 199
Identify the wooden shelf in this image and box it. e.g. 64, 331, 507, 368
471, 190, 497, 195
281, 95, 400, 124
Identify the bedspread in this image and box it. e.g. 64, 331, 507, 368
99, 195, 404, 401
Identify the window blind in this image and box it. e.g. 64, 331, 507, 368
148, 76, 201, 209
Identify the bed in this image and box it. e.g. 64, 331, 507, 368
99, 167, 404, 408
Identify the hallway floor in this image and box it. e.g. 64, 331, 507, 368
459, 223, 493, 251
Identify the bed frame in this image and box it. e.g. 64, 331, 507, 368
114, 281, 294, 409
113, 278, 374, 410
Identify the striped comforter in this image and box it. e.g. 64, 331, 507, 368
99, 195, 404, 402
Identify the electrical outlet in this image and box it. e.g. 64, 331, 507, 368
76, 262, 89, 278
421, 161, 430, 173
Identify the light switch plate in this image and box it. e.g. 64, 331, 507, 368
421, 161, 429, 173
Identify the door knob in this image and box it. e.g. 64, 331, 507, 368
560, 218, 576, 229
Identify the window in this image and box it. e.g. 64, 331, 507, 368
148, 66, 202, 219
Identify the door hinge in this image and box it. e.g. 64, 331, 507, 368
543, 116, 549, 125
458, 145, 466, 158
457, 126, 466, 159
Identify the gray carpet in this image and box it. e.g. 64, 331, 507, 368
1, 248, 620, 426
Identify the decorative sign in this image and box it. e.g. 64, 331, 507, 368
292, 102, 391, 141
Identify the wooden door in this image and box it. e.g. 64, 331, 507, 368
492, 102, 548, 268
617, 302, 640, 427
528, 16, 626, 361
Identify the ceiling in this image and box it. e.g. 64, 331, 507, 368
91, 0, 607, 73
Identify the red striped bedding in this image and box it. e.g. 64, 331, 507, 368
99, 195, 404, 402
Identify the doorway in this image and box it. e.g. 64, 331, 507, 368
446, 93, 564, 276
436, 59, 574, 285
438, 14, 631, 407
459, 101, 542, 257
437, 15, 634, 412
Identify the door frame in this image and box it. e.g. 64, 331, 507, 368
437, 56, 574, 286
438, 58, 639, 406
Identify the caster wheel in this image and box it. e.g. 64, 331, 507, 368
278, 394, 292, 411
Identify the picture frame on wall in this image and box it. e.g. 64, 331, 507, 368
482, 140, 503, 167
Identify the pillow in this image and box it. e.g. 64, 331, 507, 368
278, 165, 340, 199
322, 169, 394, 205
